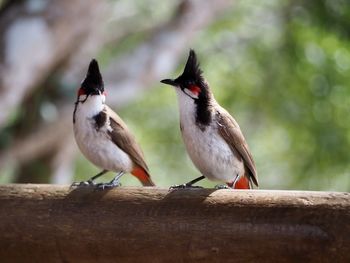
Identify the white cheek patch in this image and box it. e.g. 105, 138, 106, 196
184, 88, 199, 99
79, 94, 87, 101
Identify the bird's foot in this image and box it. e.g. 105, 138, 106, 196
169, 184, 203, 190
95, 181, 121, 190
215, 184, 230, 189
70, 180, 95, 188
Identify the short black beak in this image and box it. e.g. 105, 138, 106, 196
161, 79, 177, 86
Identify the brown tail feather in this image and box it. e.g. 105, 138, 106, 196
131, 167, 155, 186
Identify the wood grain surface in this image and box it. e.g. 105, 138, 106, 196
0, 184, 349, 262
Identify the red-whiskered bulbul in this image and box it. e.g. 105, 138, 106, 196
161, 50, 258, 189
72, 59, 155, 188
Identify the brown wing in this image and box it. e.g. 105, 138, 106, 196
216, 107, 258, 187
103, 106, 150, 174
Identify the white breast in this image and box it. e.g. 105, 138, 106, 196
73, 95, 133, 173
176, 89, 244, 183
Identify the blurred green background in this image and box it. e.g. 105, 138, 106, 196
0, 0, 349, 191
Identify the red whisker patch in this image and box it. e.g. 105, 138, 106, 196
78, 88, 86, 96
189, 85, 201, 95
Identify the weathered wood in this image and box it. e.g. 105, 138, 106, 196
0, 184, 349, 263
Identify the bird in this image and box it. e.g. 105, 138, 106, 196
161, 50, 258, 189
72, 59, 155, 188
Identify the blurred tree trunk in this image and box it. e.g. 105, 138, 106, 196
0, 0, 107, 128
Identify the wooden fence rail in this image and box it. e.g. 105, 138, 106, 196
0, 184, 349, 262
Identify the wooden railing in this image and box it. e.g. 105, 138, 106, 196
0, 184, 349, 262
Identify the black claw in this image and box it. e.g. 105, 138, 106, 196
215, 184, 230, 189
169, 184, 203, 190
95, 181, 121, 190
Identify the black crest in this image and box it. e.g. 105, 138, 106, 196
81, 59, 104, 95
160, 49, 212, 128
182, 50, 211, 128
176, 49, 204, 85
